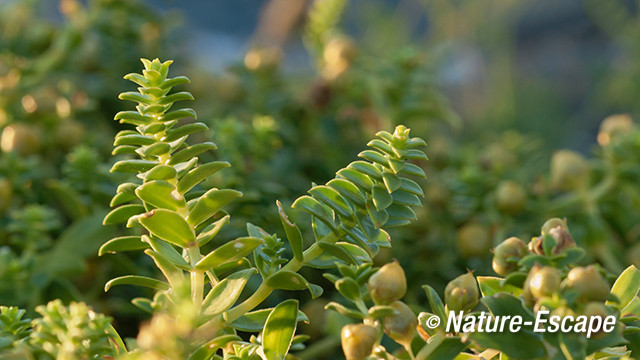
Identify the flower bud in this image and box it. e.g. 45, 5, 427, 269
597, 114, 634, 146
541, 218, 568, 236
341, 324, 378, 360
444, 272, 479, 313
550, 150, 588, 191
322, 37, 356, 80
1, 123, 42, 156
527, 266, 562, 300
548, 225, 575, 254
54, 120, 85, 150
368, 260, 407, 305
495, 181, 527, 214
492, 236, 527, 276
564, 266, 610, 303
529, 218, 575, 256
456, 222, 492, 258
581, 302, 613, 338
0, 178, 12, 213
383, 301, 417, 347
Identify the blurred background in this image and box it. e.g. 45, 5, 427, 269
1, 0, 640, 358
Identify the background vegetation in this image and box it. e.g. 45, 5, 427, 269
0, 0, 639, 358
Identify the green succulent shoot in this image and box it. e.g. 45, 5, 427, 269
100, 59, 428, 359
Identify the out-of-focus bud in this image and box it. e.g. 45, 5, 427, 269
527, 266, 562, 300
548, 225, 575, 254
550, 306, 575, 321
368, 260, 407, 305
322, 37, 356, 81
492, 236, 527, 276
341, 324, 378, 360
597, 114, 634, 146
479, 143, 516, 172
456, 222, 492, 258
550, 150, 589, 191
383, 301, 417, 347
529, 218, 576, 255
581, 302, 614, 338
0, 178, 12, 213
244, 47, 282, 71
541, 218, 568, 236
1, 123, 42, 156
444, 272, 479, 313
564, 266, 610, 303
495, 180, 527, 214
54, 120, 85, 149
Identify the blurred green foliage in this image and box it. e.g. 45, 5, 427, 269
0, 0, 639, 358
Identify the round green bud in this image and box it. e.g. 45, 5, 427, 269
0, 178, 12, 213
541, 218, 568, 236
597, 114, 634, 146
368, 260, 407, 305
527, 266, 562, 300
550, 150, 588, 191
582, 302, 613, 338
1, 123, 42, 156
564, 266, 610, 303
341, 324, 378, 360
383, 301, 417, 347
495, 181, 527, 214
444, 272, 479, 313
492, 236, 528, 276
456, 222, 492, 258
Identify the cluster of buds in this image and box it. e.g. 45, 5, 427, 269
444, 272, 479, 313
340, 261, 418, 359
492, 218, 577, 278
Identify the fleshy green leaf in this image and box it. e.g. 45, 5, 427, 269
422, 285, 447, 325
197, 215, 230, 247
327, 178, 366, 206
202, 269, 256, 316
187, 335, 241, 360
138, 209, 195, 247
317, 241, 357, 265
277, 201, 304, 262
168, 142, 217, 165
262, 299, 299, 360
110, 159, 157, 173
292, 196, 337, 234
187, 189, 242, 227
308, 185, 353, 220
415, 333, 467, 360
335, 278, 361, 302
177, 161, 231, 194
336, 168, 374, 190
136, 180, 186, 211
477, 276, 523, 298
164, 122, 208, 142
143, 164, 177, 181
266, 271, 323, 299
99, 236, 149, 255
231, 308, 308, 332
349, 161, 382, 179
607, 265, 640, 309
195, 237, 263, 271
372, 185, 393, 211
105, 275, 169, 291
103, 204, 144, 225
325, 302, 364, 320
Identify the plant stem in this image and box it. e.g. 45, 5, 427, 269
227, 231, 340, 322
188, 246, 204, 313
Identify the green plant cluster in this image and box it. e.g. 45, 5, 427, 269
1, 1, 640, 359
0, 0, 173, 313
